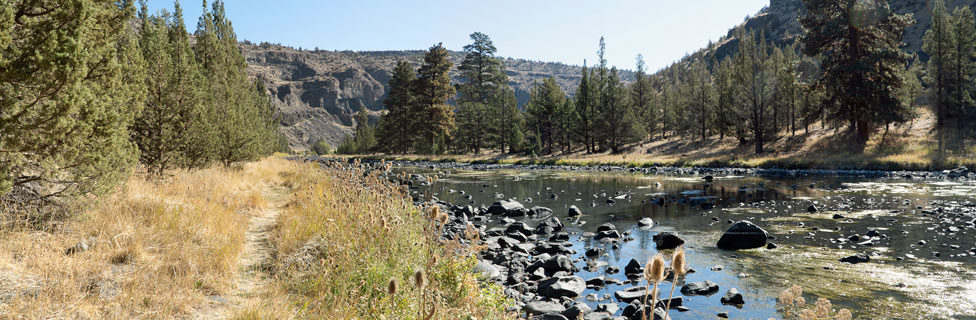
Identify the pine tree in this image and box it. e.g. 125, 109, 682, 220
453, 102, 491, 154
526, 78, 568, 154
733, 30, 775, 154
898, 55, 924, 128
575, 62, 596, 153
377, 60, 415, 154
714, 57, 736, 140
457, 32, 513, 153
1, 0, 146, 204
354, 105, 376, 153
800, 0, 913, 146
411, 43, 456, 155
597, 67, 645, 153
631, 54, 654, 141
687, 59, 714, 141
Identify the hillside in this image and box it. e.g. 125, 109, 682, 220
242, 43, 632, 149
709, 0, 976, 62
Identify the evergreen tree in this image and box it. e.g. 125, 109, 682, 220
898, 55, 924, 128
687, 59, 714, 141
456, 32, 515, 153
733, 30, 775, 154
714, 57, 736, 140
310, 139, 331, 155
411, 43, 456, 154
354, 105, 376, 153
799, 0, 913, 146
631, 54, 654, 141
1, 0, 146, 203
597, 67, 645, 153
377, 60, 415, 154
526, 78, 568, 154
575, 62, 597, 153
453, 102, 491, 154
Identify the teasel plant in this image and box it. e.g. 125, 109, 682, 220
663, 246, 686, 319
643, 254, 666, 320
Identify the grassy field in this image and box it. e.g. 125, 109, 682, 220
359, 112, 976, 172
0, 158, 511, 319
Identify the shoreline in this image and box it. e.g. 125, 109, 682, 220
298, 155, 975, 180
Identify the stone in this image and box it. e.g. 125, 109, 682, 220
720, 288, 745, 305
473, 260, 501, 280
653, 232, 685, 250
807, 204, 819, 212
530, 206, 553, 216
680, 280, 719, 296
839, 253, 871, 264
488, 200, 527, 216
562, 301, 592, 319
638, 217, 654, 227
613, 286, 646, 303
525, 300, 566, 315
624, 258, 643, 276
568, 205, 583, 217
538, 276, 586, 299
716, 220, 769, 250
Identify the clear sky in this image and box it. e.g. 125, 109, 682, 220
145, 0, 770, 72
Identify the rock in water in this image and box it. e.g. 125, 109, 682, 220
807, 204, 818, 212
716, 220, 768, 250
680, 280, 720, 296
487, 200, 527, 216
720, 288, 745, 305
623, 258, 643, 276
839, 253, 871, 264
653, 232, 685, 249
613, 286, 646, 303
568, 205, 583, 217
638, 217, 654, 227
538, 276, 586, 299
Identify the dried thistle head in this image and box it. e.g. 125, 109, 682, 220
437, 212, 449, 226
836, 309, 853, 320
413, 269, 428, 289
644, 254, 666, 283
814, 298, 832, 317
671, 246, 686, 276
387, 278, 399, 295
428, 206, 440, 220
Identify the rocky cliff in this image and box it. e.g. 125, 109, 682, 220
242, 43, 631, 150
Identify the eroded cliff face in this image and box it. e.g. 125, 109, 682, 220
242, 43, 634, 150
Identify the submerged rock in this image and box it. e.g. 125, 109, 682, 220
568, 205, 583, 217
839, 253, 871, 264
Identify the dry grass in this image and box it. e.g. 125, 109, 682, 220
268, 160, 512, 319
364, 110, 976, 171
0, 158, 293, 319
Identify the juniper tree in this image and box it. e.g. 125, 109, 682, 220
575, 62, 597, 153
354, 105, 376, 153
733, 30, 775, 154
1, 0, 146, 205
411, 43, 456, 154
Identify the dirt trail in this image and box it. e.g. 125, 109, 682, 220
194, 185, 289, 319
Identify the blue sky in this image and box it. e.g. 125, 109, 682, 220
145, 0, 770, 72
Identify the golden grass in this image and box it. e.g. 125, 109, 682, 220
358, 112, 976, 171
268, 160, 512, 319
0, 158, 292, 319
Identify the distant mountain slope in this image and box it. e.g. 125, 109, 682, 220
709, 0, 976, 62
242, 43, 633, 149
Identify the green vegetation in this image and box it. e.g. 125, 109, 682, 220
1, 0, 280, 213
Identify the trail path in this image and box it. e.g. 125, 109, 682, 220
194, 185, 289, 319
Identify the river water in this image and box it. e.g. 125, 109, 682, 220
397, 165, 976, 319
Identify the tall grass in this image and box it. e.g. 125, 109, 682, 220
0, 158, 291, 319
268, 160, 511, 319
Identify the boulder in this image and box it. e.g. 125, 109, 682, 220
542, 255, 575, 274
807, 204, 818, 212
538, 276, 586, 299
530, 206, 554, 216
505, 222, 534, 236
621, 300, 669, 320
624, 258, 643, 276
473, 260, 501, 280
720, 288, 745, 305
562, 301, 592, 319
638, 217, 654, 227
716, 221, 768, 250
653, 232, 685, 249
526, 300, 566, 315
596, 223, 617, 233
488, 200, 527, 216
680, 280, 719, 296
613, 286, 646, 303
568, 205, 583, 217
594, 230, 622, 241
